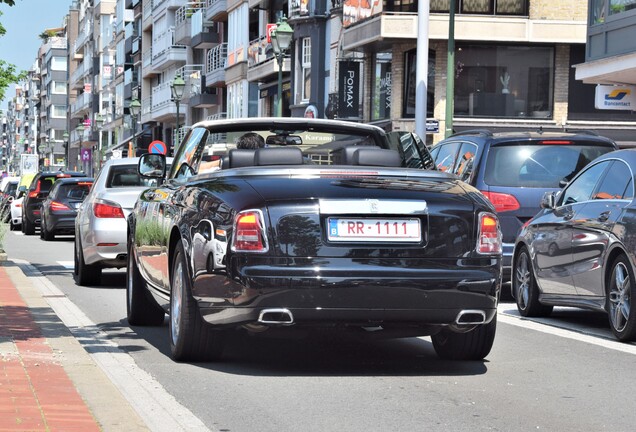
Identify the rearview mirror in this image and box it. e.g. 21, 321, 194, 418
139, 153, 167, 178
541, 191, 557, 209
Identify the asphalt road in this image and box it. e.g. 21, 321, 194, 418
5, 229, 636, 432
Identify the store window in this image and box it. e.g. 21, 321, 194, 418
454, 44, 554, 119
371, 53, 392, 121
403, 49, 435, 118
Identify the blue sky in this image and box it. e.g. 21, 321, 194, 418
1, 0, 72, 111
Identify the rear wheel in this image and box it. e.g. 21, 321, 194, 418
432, 315, 497, 361
74, 236, 101, 286
514, 247, 553, 317
40, 216, 54, 241
23, 215, 35, 235
607, 255, 636, 341
127, 239, 165, 326
170, 239, 225, 362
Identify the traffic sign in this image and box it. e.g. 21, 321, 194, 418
149, 140, 167, 155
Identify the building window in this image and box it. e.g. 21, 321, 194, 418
51, 56, 67, 71
403, 49, 435, 119
430, 0, 527, 15
51, 105, 66, 118
52, 81, 67, 95
454, 44, 554, 119
371, 53, 392, 121
610, 0, 636, 15
301, 38, 311, 103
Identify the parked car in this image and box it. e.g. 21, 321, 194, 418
22, 171, 86, 235
9, 174, 36, 231
0, 176, 19, 223
513, 148, 636, 341
74, 158, 173, 286
127, 118, 501, 362
429, 129, 618, 281
39, 177, 93, 241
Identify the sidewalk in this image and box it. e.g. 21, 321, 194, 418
0, 261, 149, 432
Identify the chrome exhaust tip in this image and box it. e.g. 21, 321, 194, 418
258, 308, 294, 325
455, 309, 486, 325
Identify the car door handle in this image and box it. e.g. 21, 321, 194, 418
598, 210, 611, 222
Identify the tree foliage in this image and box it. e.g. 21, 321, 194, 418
0, 2, 26, 106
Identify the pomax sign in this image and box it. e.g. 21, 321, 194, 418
595, 85, 636, 110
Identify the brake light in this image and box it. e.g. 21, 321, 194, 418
77, 182, 93, 186
477, 213, 502, 254
56, 174, 71, 178
15, 203, 22, 208
480, 191, 520, 212
232, 210, 268, 252
539, 140, 572, 145
50, 201, 71, 211
28, 180, 41, 198
93, 201, 125, 218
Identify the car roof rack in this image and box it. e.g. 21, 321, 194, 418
449, 129, 493, 138
564, 128, 600, 136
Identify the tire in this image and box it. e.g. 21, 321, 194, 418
513, 247, 553, 317
40, 216, 54, 241
607, 255, 636, 341
74, 235, 101, 286
432, 314, 497, 361
23, 215, 35, 235
127, 240, 165, 326
170, 239, 225, 362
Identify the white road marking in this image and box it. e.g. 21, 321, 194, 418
13, 259, 212, 432
57, 261, 75, 269
497, 303, 636, 355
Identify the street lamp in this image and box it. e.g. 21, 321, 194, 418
62, 131, 69, 170
170, 75, 185, 156
129, 99, 141, 157
271, 16, 293, 117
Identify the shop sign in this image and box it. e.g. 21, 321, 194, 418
338, 61, 360, 119
595, 85, 636, 110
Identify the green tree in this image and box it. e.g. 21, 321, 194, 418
0, 2, 27, 104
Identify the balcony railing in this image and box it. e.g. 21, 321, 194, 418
205, 112, 227, 120
175, 64, 205, 99
206, 43, 227, 73
247, 36, 274, 67
142, 49, 153, 69
142, 96, 153, 116
151, 81, 178, 110
152, 26, 187, 62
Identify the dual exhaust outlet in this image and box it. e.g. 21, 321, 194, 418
257, 308, 486, 326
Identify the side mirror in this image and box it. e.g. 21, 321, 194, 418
541, 191, 557, 209
138, 153, 167, 179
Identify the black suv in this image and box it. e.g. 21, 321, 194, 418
22, 171, 86, 235
429, 129, 618, 281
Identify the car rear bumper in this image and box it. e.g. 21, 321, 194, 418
47, 213, 77, 234
192, 257, 501, 328
81, 218, 128, 267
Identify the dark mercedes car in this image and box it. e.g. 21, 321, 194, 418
40, 177, 93, 241
430, 129, 618, 281
127, 118, 502, 362
22, 171, 86, 235
513, 148, 636, 341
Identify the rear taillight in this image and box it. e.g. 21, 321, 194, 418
28, 180, 41, 198
477, 212, 502, 255
15, 203, 22, 208
50, 201, 71, 211
93, 201, 125, 218
231, 210, 268, 252
480, 191, 520, 213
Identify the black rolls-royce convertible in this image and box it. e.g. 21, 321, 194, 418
127, 118, 502, 362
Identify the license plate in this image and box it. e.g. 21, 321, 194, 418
327, 218, 421, 242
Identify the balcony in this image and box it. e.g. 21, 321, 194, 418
205, 43, 227, 87
205, 0, 226, 22
246, 36, 288, 83
342, 12, 586, 53
140, 96, 153, 124
152, 27, 187, 70
70, 92, 93, 117
152, 0, 183, 17
175, 3, 206, 45
142, 0, 153, 30
70, 59, 94, 89
142, 49, 160, 77
192, 13, 220, 48
151, 80, 189, 122
73, 27, 91, 57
